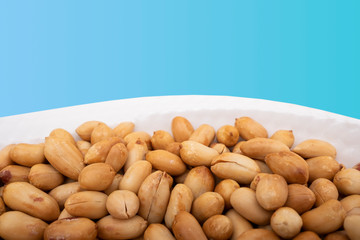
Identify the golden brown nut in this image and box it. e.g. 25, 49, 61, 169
44, 217, 97, 240
214, 179, 240, 209
255, 174, 288, 211
230, 187, 273, 225
270, 130, 294, 148
78, 163, 115, 191
211, 152, 260, 184
265, 151, 309, 184
235, 117, 268, 140
97, 215, 147, 240
216, 125, 239, 147
293, 139, 337, 159
191, 192, 224, 223
106, 190, 139, 219
28, 164, 64, 191
64, 191, 108, 219
202, 215, 233, 240
3, 182, 60, 221
0, 211, 48, 240
333, 168, 360, 195
151, 130, 175, 150
240, 138, 290, 160
171, 116, 194, 142
270, 207, 303, 239
183, 166, 215, 199
284, 184, 316, 214
307, 156, 340, 182
172, 211, 207, 240
301, 199, 346, 235
309, 178, 339, 207
146, 150, 186, 176
237, 229, 280, 240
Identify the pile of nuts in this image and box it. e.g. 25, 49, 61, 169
0, 116, 359, 240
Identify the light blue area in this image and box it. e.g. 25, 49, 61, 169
0, 1, 359, 118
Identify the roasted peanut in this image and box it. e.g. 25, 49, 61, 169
211, 152, 260, 184
119, 160, 152, 194
309, 178, 339, 207
235, 116, 268, 140
210, 142, 230, 154
254, 160, 273, 173
76, 120, 102, 141
29, 164, 64, 191
84, 137, 124, 164
240, 138, 290, 160
146, 150, 186, 176
172, 211, 207, 240
265, 151, 309, 184
165, 142, 182, 156
214, 179, 240, 209
237, 229, 280, 240
151, 130, 175, 150
138, 171, 173, 224
105, 142, 128, 172
230, 187, 273, 225
171, 116, 194, 142
189, 124, 215, 146
340, 195, 360, 214
91, 122, 114, 144
333, 168, 360, 195
44, 217, 97, 240
10, 143, 45, 167
144, 223, 175, 240
285, 184, 316, 214
271, 207, 303, 239
104, 173, 123, 195
57, 208, 73, 219
78, 163, 115, 191
0, 211, 48, 240
113, 121, 135, 138
301, 199, 346, 235
324, 231, 351, 240
0, 144, 15, 170
164, 184, 193, 228
307, 156, 340, 183
344, 214, 360, 240
202, 214, 233, 240
76, 140, 91, 156
49, 182, 81, 209
124, 131, 152, 149
0, 165, 30, 184
191, 192, 224, 223
184, 166, 215, 198
124, 138, 149, 171
3, 182, 60, 221
255, 174, 288, 211
64, 191, 108, 219
106, 190, 139, 219
44, 137, 84, 180
293, 231, 321, 240
49, 128, 76, 145
216, 125, 239, 147
270, 130, 294, 148
293, 139, 337, 159
180, 140, 219, 166
225, 209, 253, 240
97, 215, 147, 240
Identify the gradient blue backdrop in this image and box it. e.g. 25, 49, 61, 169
1, 1, 359, 118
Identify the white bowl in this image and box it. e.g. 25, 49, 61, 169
0, 95, 359, 167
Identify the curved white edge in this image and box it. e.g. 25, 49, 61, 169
1, 95, 359, 168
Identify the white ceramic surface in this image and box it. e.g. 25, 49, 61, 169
0, 95, 359, 167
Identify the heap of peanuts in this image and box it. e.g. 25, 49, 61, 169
0, 116, 359, 240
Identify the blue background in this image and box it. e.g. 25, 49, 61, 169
1, 1, 359, 119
